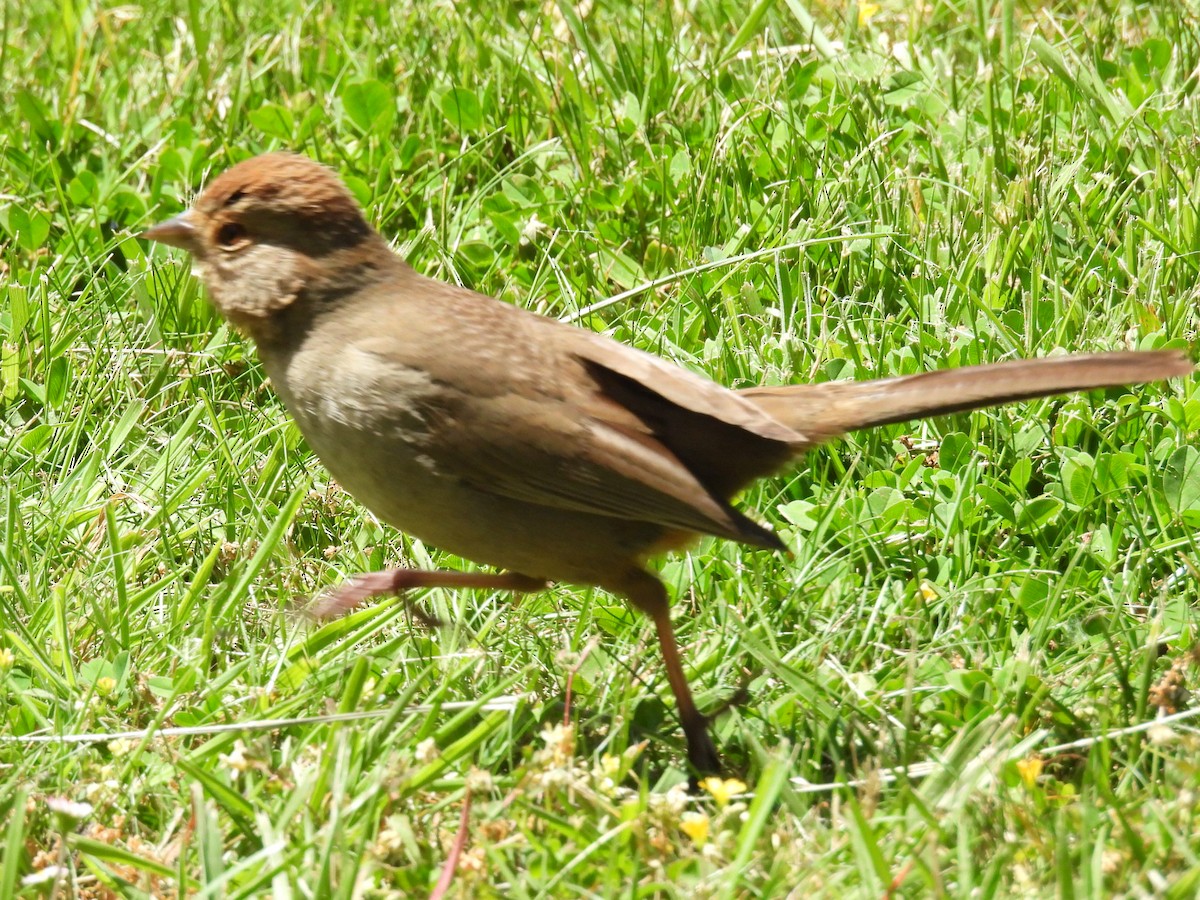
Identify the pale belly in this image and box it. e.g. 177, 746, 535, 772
265, 345, 664, 586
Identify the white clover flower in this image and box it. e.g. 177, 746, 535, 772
46, 797, 93, 821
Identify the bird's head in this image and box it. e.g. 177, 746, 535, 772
144, 152, 394, 337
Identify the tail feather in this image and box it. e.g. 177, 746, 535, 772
738, 350, 1192, 443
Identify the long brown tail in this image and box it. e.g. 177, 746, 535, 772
738, 350, 1192, 443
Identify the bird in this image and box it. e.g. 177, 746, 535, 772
143, 151, 1192, 777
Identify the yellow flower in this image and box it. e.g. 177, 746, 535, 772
1015, 755, 1043, 789
594, 754, 623, 795
107, 737, 136, 756
219, 740, 251, 775
599, 754, 621, 779
701, 776, 747, 808
0, 647, 13, 671
540, 722, 575, 765
680, 811, 709, 847
94, 676, 117, 697
858, 2, 881, 26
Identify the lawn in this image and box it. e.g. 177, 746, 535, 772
2, 0, 1199, 896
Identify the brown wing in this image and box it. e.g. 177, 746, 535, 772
563, 326, 814, 491
352, 277, 812, 549
421, 379, 787, 550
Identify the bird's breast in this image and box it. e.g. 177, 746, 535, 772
257, 338, 673, 585
265, 342, 445, 503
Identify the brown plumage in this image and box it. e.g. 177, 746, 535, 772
144, 152, 1193, 777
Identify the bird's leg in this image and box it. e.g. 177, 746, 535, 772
308, 569, 548, 621
615, 569, 722, 779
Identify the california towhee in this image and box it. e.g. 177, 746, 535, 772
144, 152, 1191, 776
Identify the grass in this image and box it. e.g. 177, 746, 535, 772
2, 0, 1200, 895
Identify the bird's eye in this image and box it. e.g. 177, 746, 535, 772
216, 222, 248, 250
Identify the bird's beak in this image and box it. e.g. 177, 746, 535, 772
142, 211, 199, 252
